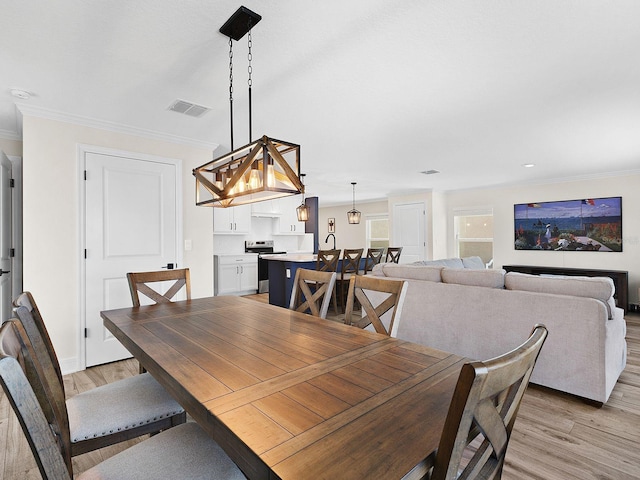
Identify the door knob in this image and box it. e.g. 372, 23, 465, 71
161, 263, 175, 270
0, 270, 10, 276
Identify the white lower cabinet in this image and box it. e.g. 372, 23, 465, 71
214, 254, 258, 296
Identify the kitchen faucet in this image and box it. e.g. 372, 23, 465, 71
325, 233, 336, 250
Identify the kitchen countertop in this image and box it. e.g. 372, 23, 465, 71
260, 253, 316, 262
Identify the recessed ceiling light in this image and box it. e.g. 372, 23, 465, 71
522, 163, 535, 168
10, 88, 31, 100
421, 170, 440, 175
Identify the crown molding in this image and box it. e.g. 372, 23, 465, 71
0, 128, 21, 141
15, 103, 218, 151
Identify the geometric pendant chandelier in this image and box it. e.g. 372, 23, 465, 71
193, 6, 303, 208
193, 135, 302, 207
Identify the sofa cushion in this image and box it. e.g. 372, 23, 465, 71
504, 272, 616, 319
380, 264, 443, 282
441, 268, 505, 289
461, 256, 486, 270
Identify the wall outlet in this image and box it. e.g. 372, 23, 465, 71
286, 268, 291, 278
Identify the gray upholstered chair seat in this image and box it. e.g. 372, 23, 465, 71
78, 422, 246, 480
68, 372, 184, 443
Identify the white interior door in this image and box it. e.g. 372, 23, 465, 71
84, 149, 180, 367
0, 152, 12, 323
392, 202, 425, 263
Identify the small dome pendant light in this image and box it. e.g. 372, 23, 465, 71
346, 182, 361, 224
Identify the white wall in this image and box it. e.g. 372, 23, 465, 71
0, 138, 22, 157
442, 173, 640, 304
21, 115, 214, 368
318, 200, 388, 250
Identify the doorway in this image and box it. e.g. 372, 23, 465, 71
392, 202, 425, 263
0, 151, 13, 322
81, 146, 182, 367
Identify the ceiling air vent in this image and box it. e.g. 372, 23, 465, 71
421, 169, 440, 175
168, 99, 211, 118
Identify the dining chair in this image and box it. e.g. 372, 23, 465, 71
360, 247, 385, 274
316, 248, 341, 314
12, 293, 187, 459
338, 248, 364, 312
0, 320, 246, 480
127, 268, 191, 372
412, 324, 548, 480
126, 267, 191, 307
385, 246, 403, 263
344, 275, 408, 336
289, 268, 337, 319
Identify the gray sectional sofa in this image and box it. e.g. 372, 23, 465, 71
371, 259, 627, 404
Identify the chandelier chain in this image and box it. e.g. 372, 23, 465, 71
247, 30, 253, 87
228, 38, 233, 100
228, 37, 234, 150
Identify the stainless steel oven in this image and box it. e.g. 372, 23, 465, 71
245, 240, 286, 293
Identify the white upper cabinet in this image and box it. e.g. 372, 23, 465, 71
213, 204, 252, 234
274, 195, 306, 235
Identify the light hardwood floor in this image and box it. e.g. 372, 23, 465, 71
1, 297, 638, 479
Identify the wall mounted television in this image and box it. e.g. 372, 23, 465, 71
514, 196, 622, 252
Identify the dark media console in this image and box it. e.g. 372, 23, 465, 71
502, 265, 629, 314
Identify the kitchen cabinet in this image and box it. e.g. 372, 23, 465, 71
214, 254, 258, 295
213, 204, 251, 234
274, 195, 306, 235
251, 200, 280, 217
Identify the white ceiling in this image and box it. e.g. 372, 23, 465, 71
2, 1, 640, 205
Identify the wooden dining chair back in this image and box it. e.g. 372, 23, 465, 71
127, 268, 191, 307
361, 247, 385, 274
338, 248, 364, 311
12, 294, 186, 458
385, 246, 403, 263
289, 268, 337, 319
344, 275, 408, 336
0, 320, 246, 480
424, 324, 548, 480
13, 291, 63, 387
0, 319, 73, 478
316, 249, 341, 272
316, 249, 340, 314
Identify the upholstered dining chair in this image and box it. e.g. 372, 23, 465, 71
316, 249, 341, 315
12, 293, 186, 459
126, 267, 191, 307
0, 320, 246, 480
409, 324, 548, 480
360, 247, 385, 275
344, 275, 408, 336
385, 246, 403, 264
338, 248, 364, 312
289, 268, 337, 319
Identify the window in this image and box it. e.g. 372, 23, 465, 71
366, 215, 389, 249
454, 209, 493, 266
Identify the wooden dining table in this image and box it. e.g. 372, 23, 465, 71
101, 296, 466, 480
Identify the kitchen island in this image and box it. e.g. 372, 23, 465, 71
262, 253, 317, 307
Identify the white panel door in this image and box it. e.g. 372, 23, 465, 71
0, 152, 12, 323
84, 151, 179, 367
392, 202, 425, 263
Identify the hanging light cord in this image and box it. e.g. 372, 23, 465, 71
228, 37, 234, 151
352, 182, 356, 209
247, 29, 253, 142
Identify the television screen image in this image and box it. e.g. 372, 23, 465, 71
514, 197, 622, 252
